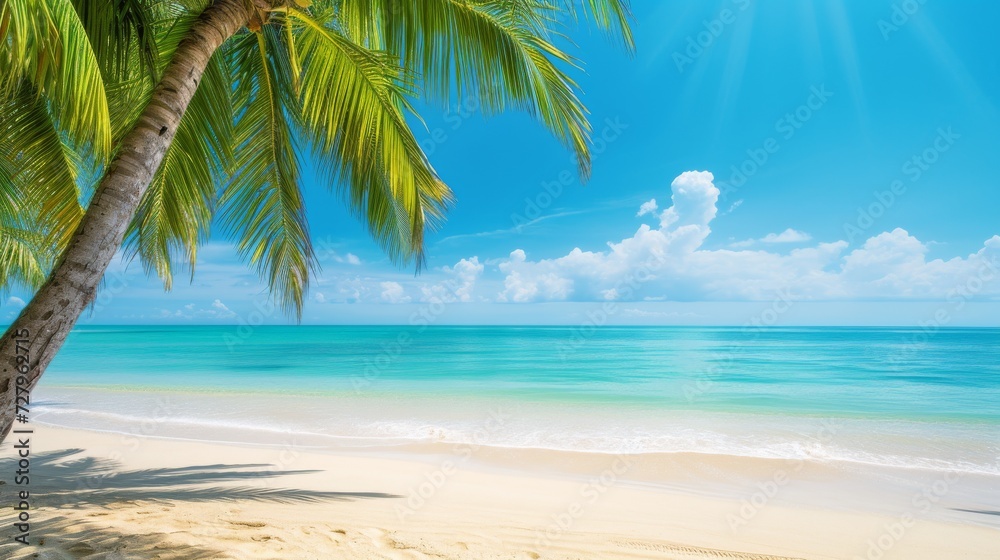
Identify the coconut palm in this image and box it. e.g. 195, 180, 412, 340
0, 0, 632, 442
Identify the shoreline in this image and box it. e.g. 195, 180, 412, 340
2, 425, 998, 559
31, 384, 1000, 476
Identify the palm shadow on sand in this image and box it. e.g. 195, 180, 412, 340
3, 515, 224, 559
952, 508, 1000, 517
3, 448, 400, 506
0, 448, 401, 559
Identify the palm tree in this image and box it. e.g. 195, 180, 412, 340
0, 0, 632, 442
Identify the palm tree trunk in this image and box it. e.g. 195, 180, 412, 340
0, 0, 249, 443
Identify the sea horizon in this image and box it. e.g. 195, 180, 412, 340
32, 325, 1000, 479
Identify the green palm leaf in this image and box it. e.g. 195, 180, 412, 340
0, 0, 632, 319
221, 27, 313, 318
72, 0, 159, 82
0, 85, 84, 251
0, 0, 112, 157
332, 0, 597, 176
557, 0, 634, 49
0, 223, 48, 292
290, 8, 452, 266
124, 51, 233, 289
0, 93, 67, 290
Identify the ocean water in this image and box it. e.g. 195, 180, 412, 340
31, 326, 1000, 475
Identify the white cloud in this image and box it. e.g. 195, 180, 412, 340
637, 199, 658, 217
312, 240, 361, 266
762, 228, 813, 244
379, 281, 411, 304
335, 277, 369, 303
656, 170, 719, 231
494, 170, 1000, 303
732, 228, 813, 248
157, 299, 237, 320
314, 292, 327, 304
421, 257, 484, 303
5, 296, 26, 309
211, 299, 237, 318
723, 199, 744, 215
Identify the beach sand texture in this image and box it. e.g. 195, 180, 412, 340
2, 426, 998, 560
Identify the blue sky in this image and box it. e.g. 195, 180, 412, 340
5, 0, 1000, 326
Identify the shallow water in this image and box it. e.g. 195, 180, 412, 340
33, 326, 1000, 475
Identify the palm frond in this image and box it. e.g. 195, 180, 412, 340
0, 107, 58, 291
0, 85, 84, 252
290, 9, 452, 267
332, 0, 593, 176
102, 1, 207, 143
0, 0, 112, 157
0, 223, 49, 292
124, 50, 233, 289
0, 145, 16, 219
72, 0, 159, 82
555, 0, 633, 50
220, 27, 313, 318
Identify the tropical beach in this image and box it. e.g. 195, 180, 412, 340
3, 0, 1000, 558
3, 424, 998, 560
2, 326, 1000, 558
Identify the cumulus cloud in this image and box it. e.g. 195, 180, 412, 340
762, 229, 812, 244
421, 257, 484, 303
732, 228, 813, 248
5, 296, 26, 309
335, 277, 369, 303
380, 281, 411, 304
498, 249, 574, 303
637, 199, 658, 217
326, 251, 362, 265
495, 171, 1000, 303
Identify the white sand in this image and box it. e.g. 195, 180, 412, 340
1, 425, 998, 559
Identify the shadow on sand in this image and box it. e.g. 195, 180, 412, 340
952, 508, 1000, 518
2, 515, 225, 559
0, 448, 400, 559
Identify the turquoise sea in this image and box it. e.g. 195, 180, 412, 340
32, 326, 1000, 475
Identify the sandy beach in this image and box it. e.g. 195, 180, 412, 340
3, 0, 1000, 558
2, 424, 998, 560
